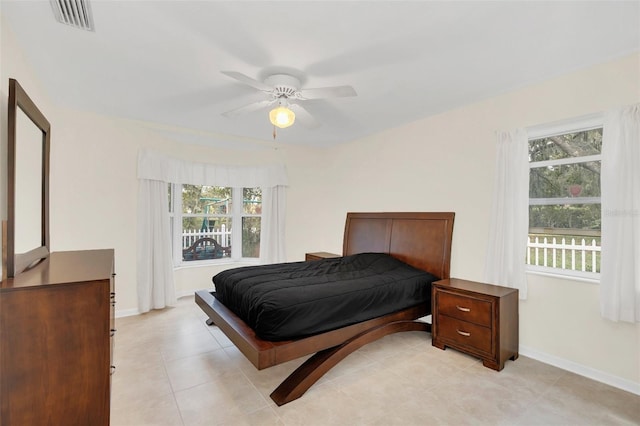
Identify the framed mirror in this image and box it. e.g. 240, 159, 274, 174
5, 78, 50, 278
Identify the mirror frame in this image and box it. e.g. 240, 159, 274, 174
5, 78, 50, 278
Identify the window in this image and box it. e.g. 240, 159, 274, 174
527, 125, 602, 278
169, 184, 262, 264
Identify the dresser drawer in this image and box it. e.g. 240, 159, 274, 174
437, 291, 492, 327
437, 315, 492, 355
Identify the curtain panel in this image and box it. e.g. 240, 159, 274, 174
137, 179, 176, 312
484, 129, 530, 299
136, 149, 288, 313
137, 149, 288, 187
600, 104, 640, 323
260, 185, 287, 264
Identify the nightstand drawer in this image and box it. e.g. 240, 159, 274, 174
437, 291, 492, 327
437, 315, 492, 355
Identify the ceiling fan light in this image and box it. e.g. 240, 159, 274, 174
269, 106, 295, 129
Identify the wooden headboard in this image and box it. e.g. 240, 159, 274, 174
343, 212, 455, 279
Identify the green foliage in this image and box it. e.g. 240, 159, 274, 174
243, 188, 262, 215
181, 185, 232, 230
529, 205, 601, 230
529, 128, 601, 162
241, 188, 262, 258
242, 217, 261, 258
177, 185, 262, 258
182, 185, 231, 214
529, 129, 602, 231
529, 162, 600, 198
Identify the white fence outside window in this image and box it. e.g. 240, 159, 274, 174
182, 225, 232, 248
527, 235, 601, 273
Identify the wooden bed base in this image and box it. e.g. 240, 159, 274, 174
195, 290, 430, 405
195, 211, 455, 406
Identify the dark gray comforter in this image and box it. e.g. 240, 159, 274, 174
213, 252, 438, 340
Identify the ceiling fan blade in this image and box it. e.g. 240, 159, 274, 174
290, 104, 321, 129
297, 85, 357, 100
221, 71, 272, 92
222, 100, 273, 118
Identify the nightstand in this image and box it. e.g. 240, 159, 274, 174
432, 278, 519, 371
305, 252, 341, 261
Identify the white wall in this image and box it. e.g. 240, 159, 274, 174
300, 53, 640, 390
2, 12, 638, 393
0, 12, 56, 278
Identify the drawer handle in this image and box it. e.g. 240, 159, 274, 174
456, 329, 471, 337
456, 305, 471, 312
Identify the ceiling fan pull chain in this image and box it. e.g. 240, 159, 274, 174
273, 125, 277, 140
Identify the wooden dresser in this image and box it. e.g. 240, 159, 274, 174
432, 278, 518, 371
0, 249, 115, 426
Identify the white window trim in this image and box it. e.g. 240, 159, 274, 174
526, 114, 603, 281
527, 112, 603, 140
526, 266, 600, 284
530, 154, 602, 169
170, 184, 179, 265
529, 197, 601, 206
230, 188, 243, 262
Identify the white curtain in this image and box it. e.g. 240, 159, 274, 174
260, 185, 287, 264
137, 149, 288, 188
136, 149, 288, 313
600, 104, 640, 323
484, 129, 530, 299
137, 179, 176, 313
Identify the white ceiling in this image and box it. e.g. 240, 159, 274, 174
1, 1, 639, 147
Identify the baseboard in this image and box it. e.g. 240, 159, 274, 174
176, 289, 196, 299
519, 345, 640, 396
115, 308, 139, 318
115, 291, 196, 318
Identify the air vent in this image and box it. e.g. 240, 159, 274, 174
50, 0, 95, 31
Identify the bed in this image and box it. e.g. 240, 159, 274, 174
195, 211, 455, 405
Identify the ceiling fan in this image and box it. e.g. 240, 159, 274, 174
220, 71, 357, 130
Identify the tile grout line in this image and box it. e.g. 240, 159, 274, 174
158, 340, 195, 426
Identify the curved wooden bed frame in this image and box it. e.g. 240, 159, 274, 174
195, 211, 455, 405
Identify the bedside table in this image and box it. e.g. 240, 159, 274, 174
305, 252, 341, 261
432, 278, 519, 371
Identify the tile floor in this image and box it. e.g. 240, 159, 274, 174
111, 296, 640, 426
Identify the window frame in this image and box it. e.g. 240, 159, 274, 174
169, 184, 262, 267
526, 114, 603, 281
